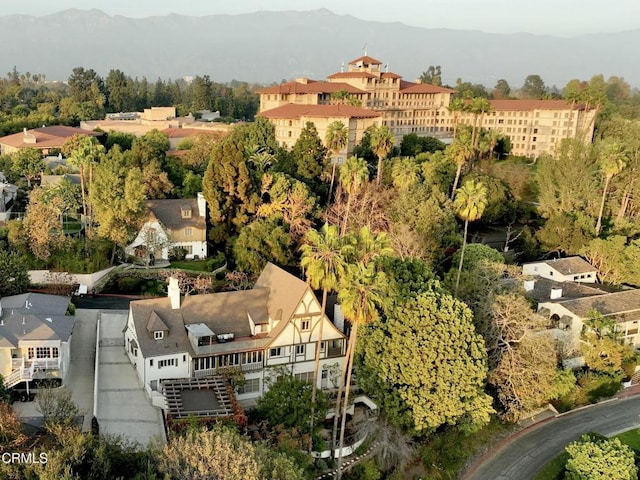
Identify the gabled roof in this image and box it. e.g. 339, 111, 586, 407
258, 103, 380, 120
399, 80, 456, 94
146, 311, 169, 333
349, 55, 383, 65
129, 263, 313, 358
0, 126, 102, 149
526, 278, 607, 304
381, 72, 402, 79
555, 289, 640, 319
257, 80, 365, 95
0, 293, 73, 348
146, 198, 205, 230
528, 257, 597, 276
489, 99, 591, 111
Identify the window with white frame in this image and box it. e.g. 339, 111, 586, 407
237, 378, 260, 395
154, 331, 164, 340
295, 344, 305, 356
301, 319, 310, 331
270, 347, 283, 358
158, 358, 177, 369
184, 227, 193, 236
294, 371, 314, 383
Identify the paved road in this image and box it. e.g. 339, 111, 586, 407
466, 395, 640, 480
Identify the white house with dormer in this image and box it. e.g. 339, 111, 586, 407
126, 193, 208, 262
0, 293, 74, 389
122, 263, 347, 406
522, 257, 598, 283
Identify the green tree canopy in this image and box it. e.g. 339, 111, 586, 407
358, 284, 493, 433
233, 218, 294, 274
291, 121, 327, 184
565, 434, 637, 480
11, 147, 44, 187
0, 250, 30, 296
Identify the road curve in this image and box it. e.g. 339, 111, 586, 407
464, 395, 640, 480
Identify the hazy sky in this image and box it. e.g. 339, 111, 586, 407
3, 0, 639, 36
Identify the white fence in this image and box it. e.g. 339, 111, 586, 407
29, 266, 117, 289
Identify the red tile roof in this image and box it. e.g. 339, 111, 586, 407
162, 127, 212, 138
257, 80, 365, 95
349, 55, 383, 65
327, 72, 376, 79
399, 80, 456, 94
489, 99, 589, 111
0, 126, 102, 149
258, 103, 380, 120
381, 72, 402, 79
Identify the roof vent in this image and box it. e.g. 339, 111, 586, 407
45, 317, 52, 323
216, 333, 234, 343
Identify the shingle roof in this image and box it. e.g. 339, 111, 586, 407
489, 99, 591, 111
526, 278, 607, 304
543, 257, 597, 276
0, 126, 102, 149
130, 288, 270, 358
257, 80, 365, 95
0, 293, 73, 347
556, 289, 640, 318
258, 103, 380, 120
40, 174, 82, 187
147, 198, 205, 230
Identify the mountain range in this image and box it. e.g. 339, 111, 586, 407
1, 8, 639, 89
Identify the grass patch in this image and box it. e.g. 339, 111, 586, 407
169, 259, 211, 271
534, 428, 640, 480
413, 418, 513, 480
533, 452, 568, 480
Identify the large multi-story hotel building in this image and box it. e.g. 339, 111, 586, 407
256, 54, 596, 158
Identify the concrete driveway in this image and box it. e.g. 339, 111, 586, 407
96, 311, 165, 448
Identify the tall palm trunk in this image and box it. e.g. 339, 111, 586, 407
328, 160, 338, 202
335, 320, 359, 480
341, 193, 353, 237
330, 325, 354, 459
451, 163, 463, 200
617, 184, 632, 221
595, 175, 612, 235
309, 288, 328, 450
79, 163, 87, 233
376, 156, 383, 186
455, 220, 469, 295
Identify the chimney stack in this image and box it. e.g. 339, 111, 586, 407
550, 287, 563, 300
168, 277, 181, 310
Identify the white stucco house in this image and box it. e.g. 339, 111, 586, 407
126, 193, 207, 262
0, 173, 19, 221
0, 293, 75, 389
522, 257, 598, 283
122, 263, 347, 407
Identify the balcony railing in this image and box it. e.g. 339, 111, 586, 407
326, 347, 343, 358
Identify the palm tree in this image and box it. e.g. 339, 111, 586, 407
453, 179, 488, 294
447, 97, 467, 139
369, 125, 394, 185
325, 121, 349, 202
330, 227, 391, 466
67, 136, 104, 237
448, 132, 474, 199
338, 156, 369, 236
300, 224, 348, 448
335, 262, 387, 480
595, 140, 627, 235
469, 97, 492, 152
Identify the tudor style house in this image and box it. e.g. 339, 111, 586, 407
125, 193, 207, 262
123, 263, 347, 405
0, 293, 74, 389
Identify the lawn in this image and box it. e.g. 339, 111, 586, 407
169, 259, 212, 272
533, 428, 640, 480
